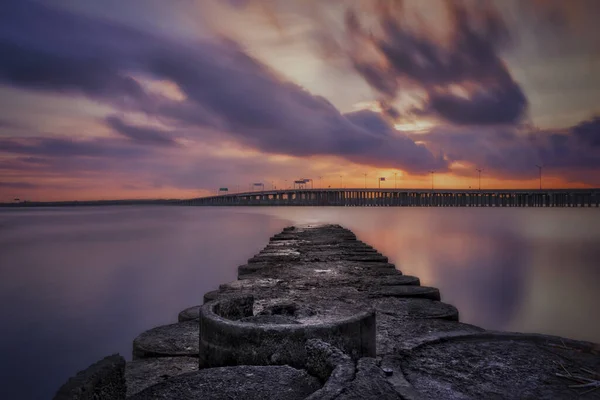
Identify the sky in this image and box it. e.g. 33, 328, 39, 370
0, 0, 599, 201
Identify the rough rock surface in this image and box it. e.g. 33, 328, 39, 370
53, 354, 126, 400
402, 334, 600, 399
125, 357, 198, 397
132, 320, 198, 358
129, 365, 321, 399
177, 306, 200, 322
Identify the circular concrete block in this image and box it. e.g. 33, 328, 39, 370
401, 333, 600, 399
129, 365, 321, 400
370, 275, 420, 286
178, 306, 201, 322
376, 317, 484, 356
370, 285, 441, 301
199, 296, 376, 369
125, 357, 199, 397
373, 298, 459, 321
203, 290, 221, 304
344, 254, 389, 262
239, 315, 301, 324
133, 320, 198, 359
54, 354, 126, 400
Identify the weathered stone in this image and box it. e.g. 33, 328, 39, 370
199, 296, 376, 369
305, 339, 356, 400
125, 357, 198, 397
239, 314, 301, 324
202, 289, 221, 304
372, 298, 459, 321
133, 320, 198, 359
53, 354, 126, 400
370, 285, 441, 301
377, 316, 484, 356
401, 333, 600, 399
369, 275, 420, 286
178, 305, 200, 322
129, 365, 322, 400
333, 358, 403, 399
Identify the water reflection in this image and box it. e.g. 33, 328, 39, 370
0, 206, 598, 399
247, 207, 600, 341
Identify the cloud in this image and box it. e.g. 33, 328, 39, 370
0, 0, 444, 174
330, 1, 529, 126
413, 118, 600, 181
0, 181, 39, 189
0, 118, 22, 129
105, 116, 178, 146
572, 116, 600, 147
0, 136, 149, 159
0, 1, 150, 105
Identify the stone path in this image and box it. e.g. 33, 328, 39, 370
55, 224, 600, 399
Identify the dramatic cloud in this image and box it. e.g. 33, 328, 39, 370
413, 119, 600, 181
328, 1, 528, 125
0, 0, 443, 173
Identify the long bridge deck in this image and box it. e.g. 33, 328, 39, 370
182, 188, 600, 207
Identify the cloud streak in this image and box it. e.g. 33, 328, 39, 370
321, 1, 529, 126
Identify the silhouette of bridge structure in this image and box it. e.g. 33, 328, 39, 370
181, 188, 600, 207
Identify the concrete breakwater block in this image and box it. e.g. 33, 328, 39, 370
401, 332, 600, 399
132, 320, 199, 359
199, 296, 376, 369
203, 289, 221, 304
129, 365, 322, 400
125, 357, 198, 397
368, 275, 420, 286
372, 298, 459, 321
53, 354, 126, 400
369, 285, 441, 301
377, 317, 485, 356
178, 305, 201, 322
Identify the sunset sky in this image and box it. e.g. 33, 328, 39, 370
0, 0, 599, 201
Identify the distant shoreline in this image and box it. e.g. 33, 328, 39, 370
0, 199, 182, 208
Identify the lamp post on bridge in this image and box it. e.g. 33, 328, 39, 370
394, 172, 398, 189
340, 175, 343, 188
429, 170, 435, 191
300, 178, 313, 189
476, 168, 483, 191
363, 173, 367, 189
536, 165, 542, 190
318, 176, 323, 189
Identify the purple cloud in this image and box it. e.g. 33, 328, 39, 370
338, 1, 528, 126
0, 0, 444, 174
105, 116, 178, 146
413, 119, 600, 182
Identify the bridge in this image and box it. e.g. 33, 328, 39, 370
180, 188, 600, 207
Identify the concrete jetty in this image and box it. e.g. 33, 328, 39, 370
54, 225, 600, 399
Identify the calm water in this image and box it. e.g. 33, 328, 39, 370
0, 206, 599, 399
